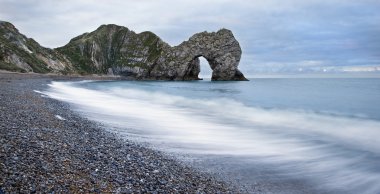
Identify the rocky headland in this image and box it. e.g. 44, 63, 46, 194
0, 21, 247, 81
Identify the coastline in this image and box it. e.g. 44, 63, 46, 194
0, 72, 239, 193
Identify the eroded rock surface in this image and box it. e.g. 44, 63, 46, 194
151, 29, 247, 81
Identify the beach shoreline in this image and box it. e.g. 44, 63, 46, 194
0, 72, 239, 193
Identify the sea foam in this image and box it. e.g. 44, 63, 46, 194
42, 81, 380, 194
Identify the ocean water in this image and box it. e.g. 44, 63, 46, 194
42, 78, 380, 193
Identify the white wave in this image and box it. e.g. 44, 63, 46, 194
41, 81, 380, 194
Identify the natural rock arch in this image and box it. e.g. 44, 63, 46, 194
150, 29, 248, 81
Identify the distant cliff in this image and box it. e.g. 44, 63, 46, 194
0, 21, 73, 73
0, 21, 247, 81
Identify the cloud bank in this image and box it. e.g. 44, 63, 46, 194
1, 0, 379, 74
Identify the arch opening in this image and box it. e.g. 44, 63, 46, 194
198, 56, 212, 80
183, 55, 215, 80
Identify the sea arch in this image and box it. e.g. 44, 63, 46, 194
150, 29, 248, 81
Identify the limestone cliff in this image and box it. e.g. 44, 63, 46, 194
56, 24, 169, 78
0, 21, 247, 81
0, 21, 73, 73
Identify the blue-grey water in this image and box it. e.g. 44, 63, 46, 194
41, 78, 380, 193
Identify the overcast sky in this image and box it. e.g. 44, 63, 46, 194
1, 0, 379, 75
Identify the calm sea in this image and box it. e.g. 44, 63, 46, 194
42, 78, 380, 193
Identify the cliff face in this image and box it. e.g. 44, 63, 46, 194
56, 24, 170, 78
0, 21, 72, 73
0, 21, 247, 81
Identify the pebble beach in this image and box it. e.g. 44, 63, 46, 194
0, 72, 238, 193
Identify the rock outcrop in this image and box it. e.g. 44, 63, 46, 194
151, 29, 247, 81
0, 21, 247, 81
0, 21, 72, 73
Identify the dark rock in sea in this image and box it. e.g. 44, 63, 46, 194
0, 21, 248, 81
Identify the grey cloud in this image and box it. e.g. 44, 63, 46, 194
0, 0, 379, 73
